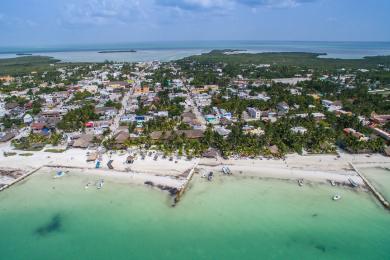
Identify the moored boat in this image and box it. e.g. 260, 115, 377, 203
348, 178, 359, 188
333, 194, 341, 201
207, 172, 213, 181
97, 179, 104, 189
222, 166, 232, 175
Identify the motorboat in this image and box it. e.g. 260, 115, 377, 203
97, 179, 104, 189
329, 180, 336, 186
348, 178, 359, 188
222, 166, 232, 175
54, 171, 65, 178
332, 195, 341, 201
298, 179, 304, 186
207, 172, 213, 181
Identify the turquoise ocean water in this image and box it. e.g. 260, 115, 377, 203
0, 41, 390, 62
360, 167, 390, 202
0, 170, 389, 260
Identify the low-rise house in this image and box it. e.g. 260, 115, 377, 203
272, 77, 310, 86
95, 107, 118, 117
247, 93, 271, 102
31, 122, 46, 133
134, 86, 150, 95
214, 126, 231, 137
335, 110, 353, 117
343, 128, 369, 141
5, 102, 19, 110
23, 114, 33, 124
182, 112, 197, 124
93, 120, 112, 129
294, 113, 326, 121
371, 114, 390, 125
247, 107, 261, 119
291, 127, 308, 135
277, 102, 289, 114
370, 127, 390, 141
107, 81, 130, 90
242, 125, 264, 136
322, 100, 342, 112
155, 111, 169, 117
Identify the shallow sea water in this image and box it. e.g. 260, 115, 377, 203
0, 170, 389, 260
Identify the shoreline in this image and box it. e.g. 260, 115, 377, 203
1, 142, 390, 199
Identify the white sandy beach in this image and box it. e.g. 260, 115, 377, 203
1, 140, 390, 190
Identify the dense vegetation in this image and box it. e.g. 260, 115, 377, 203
57, 105, 99, 132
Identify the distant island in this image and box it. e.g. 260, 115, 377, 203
15, 53, 32, 56
98, 50, 137, 54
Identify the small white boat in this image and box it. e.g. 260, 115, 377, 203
97, 179, 104, 189
329, 180, 336, 186
298, 179, 304, 187
222, 166, 232, 175
54, 171, 65, 178
348, 178, 359, 188
207, 172, 213, 181
332, 195, 341, 201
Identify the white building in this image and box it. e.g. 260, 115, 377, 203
247, 107, 261, 119
23, 114, 33, 124
291, 127, 308, 134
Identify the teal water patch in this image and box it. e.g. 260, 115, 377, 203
359, 167, 390, 201
35, 213, 63, 236
0, 170, 389, 259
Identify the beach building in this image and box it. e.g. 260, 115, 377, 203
113, 131, 130, 148
72, 134, 94, 148
202, 148, 219, 159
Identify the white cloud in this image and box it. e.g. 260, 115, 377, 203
63, 0, 145, 25
253, 0, 316, 8
183, 0, 233, 8
157, 0, 316, 10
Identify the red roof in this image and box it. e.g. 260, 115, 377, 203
31, 122, 46, 130
85, 122, 94, 127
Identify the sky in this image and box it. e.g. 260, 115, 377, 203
0, 0, 389, 46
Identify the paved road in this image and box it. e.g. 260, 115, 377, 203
188, 95, 207, 129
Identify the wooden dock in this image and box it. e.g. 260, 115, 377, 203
0, 166, 43, 193
173, 161, 199, 206
350, 163, 390, 210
